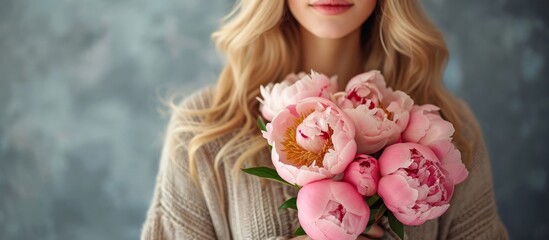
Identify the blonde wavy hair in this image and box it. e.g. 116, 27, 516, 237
172, 0, 478, 197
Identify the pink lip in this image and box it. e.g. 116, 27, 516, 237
310, 0, 353, 16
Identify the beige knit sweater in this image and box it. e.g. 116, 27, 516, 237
141, 87, 509, 240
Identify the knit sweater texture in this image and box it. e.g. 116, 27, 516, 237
141, 87, 509, 240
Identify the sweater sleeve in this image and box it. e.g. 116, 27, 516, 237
141, 140, 217, 240
141, 89, 219, 240
442, 103, 509, 240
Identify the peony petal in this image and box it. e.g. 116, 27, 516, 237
424, 204, 450, 221
261, 123, 274, 145
429, 139, 453, 160
328, 76, 339, 94
331, 182, 368, 216
392, 208, 422, 225
419, 118, 454, 146
430, 140, 468, 184
297, 180, 333, 220
297, 182, 347, 240
415, 184, 430, 201
419, 104, 440, 112
298, 179, 369, 240
409, 143, 440, 164
271, 145, 299, 184
294, 167, 331, 186
259, 71, 341, 122
399, 204, 450, 226
345, 107, 397, 154
276, 160, 331, 186
316, 219, 354, 240
402, 107, 431, 143
299, 220, 327, 240
384, 91, 413, 130
378, 144, 414, 176
272, 145, 329, 186
342, 155, 379, 197
269, 107, 297, 145
345, 70, 385, 92
325, 134, 357, 174
441, 160, 468, 185
378, 175, 418, 209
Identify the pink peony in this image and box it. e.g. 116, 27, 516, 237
342, 154, 380, 197
335, 70, 386, 109
263, 97, 357, 186
297, 179, 370, 240
258, 71, 337, 121
402, 105, 468, 184
336, 70, 413, 154
282, 72, 308, 84
377, 143, 455, 225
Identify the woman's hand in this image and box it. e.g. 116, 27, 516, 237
359, 224, 385, 239
290, 224, 385, 240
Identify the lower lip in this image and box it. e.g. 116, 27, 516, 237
310, 4, 353, 16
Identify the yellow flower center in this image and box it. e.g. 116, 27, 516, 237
378, 102, 394, 121
281, 112, 334, 168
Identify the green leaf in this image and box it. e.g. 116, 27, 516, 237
241, 167, 294, 187
257, 116, 272, 151
364, 208, 378, 233
368, 208, 378, 223
279, 197, 297, 210
257, 116, 267, 132
388, 212, 405, 240
366, 194, 381, 207
294, 226, 306, 236
367, 195, 384, 209
375, 204, 387, 223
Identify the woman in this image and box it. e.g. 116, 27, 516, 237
141, 0, 508, 239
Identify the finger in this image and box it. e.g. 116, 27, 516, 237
364, 224, 385, 239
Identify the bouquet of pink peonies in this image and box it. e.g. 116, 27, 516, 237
243, 70, 469, 240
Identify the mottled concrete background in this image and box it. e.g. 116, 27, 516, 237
0, 0, 547, 239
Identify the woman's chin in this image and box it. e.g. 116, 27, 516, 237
303, 25, 357, 40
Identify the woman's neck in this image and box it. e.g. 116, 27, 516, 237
298, 26, 364, 91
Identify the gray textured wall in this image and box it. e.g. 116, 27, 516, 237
424, 0, 549, 238
0, 0, 547, 239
